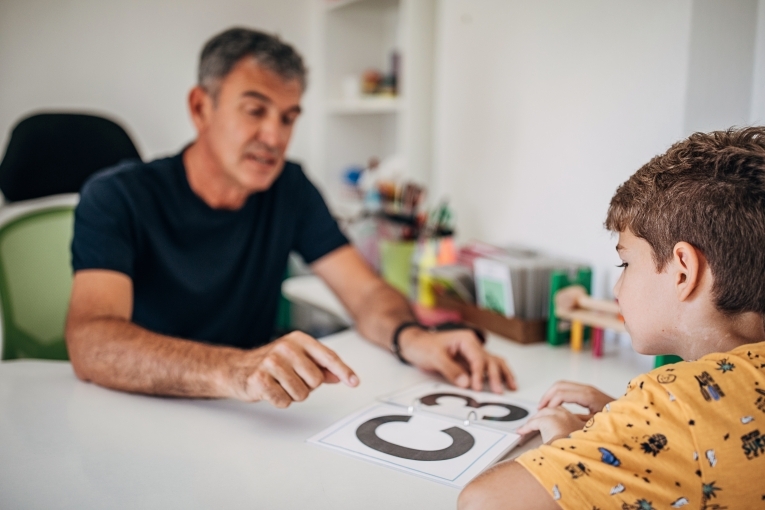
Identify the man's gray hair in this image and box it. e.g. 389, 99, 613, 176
198, 27, 307, 99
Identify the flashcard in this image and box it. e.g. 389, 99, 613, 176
308, 403, 520, 488
379, 382, 535, 431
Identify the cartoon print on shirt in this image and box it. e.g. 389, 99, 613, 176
598, 447, 621, 467
657, 373, 677, 384
755, 388, 765, 413
551, 484, 561, 500
699, 482, 728, 510
621, 499, 656, 510
741, 416, 754, 424
565, 462, 590, 479
640, 434, 668, 456
695, 372, 725, 402
671, 497, 689, 507
610, 483, 625, 495
741, 429, 765, 459
716, 359, 735, 374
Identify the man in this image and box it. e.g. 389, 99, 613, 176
65, 27, 514, 409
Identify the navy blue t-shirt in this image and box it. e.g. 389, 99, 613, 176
72, 150, 348, 349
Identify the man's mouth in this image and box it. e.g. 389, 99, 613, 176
246, 153, 278, 166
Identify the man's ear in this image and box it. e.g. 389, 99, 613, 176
188, 86, 213, 134
672, 242, 703, 301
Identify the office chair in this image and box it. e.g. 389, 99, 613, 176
0, 112, 140, 202
0, 194, 78, 360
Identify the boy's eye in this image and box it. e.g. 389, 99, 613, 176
616, 262, 628, 269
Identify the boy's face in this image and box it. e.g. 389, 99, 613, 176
613, 230, 679, 354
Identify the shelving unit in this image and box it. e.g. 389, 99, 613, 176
306, 0, 436, 215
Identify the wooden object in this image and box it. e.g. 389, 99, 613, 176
547, 268, 592, 345
434, 292, 546, 344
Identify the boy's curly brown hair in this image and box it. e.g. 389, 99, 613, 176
606, 126, 765, 315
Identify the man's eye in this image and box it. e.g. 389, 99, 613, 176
282, 114, 297, 126
616, 262, 628, 269
247, 107, 266, 117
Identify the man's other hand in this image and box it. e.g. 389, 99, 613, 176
229, 331, 359, 407
398, 328, 516, 393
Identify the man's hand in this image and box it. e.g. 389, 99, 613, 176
516, 406, 588, 444
228, 331, 359, 408
537, 380, 614, 415
398, 328, 516, 393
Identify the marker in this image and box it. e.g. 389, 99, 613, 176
592, 327, 604, 358
571, 320, 584, 351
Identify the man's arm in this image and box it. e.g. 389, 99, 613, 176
65, 269, 357, 405
311, 245, 515, 392
458, 461, 561, 510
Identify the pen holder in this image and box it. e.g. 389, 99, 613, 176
380, 240, 416, 296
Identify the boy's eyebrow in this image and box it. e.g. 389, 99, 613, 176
616, 244, 625, 252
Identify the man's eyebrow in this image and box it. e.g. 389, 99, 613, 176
242, 90, 301, 114
242, 90, 272, 103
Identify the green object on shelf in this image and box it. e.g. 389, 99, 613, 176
380, 240, 415, 296
546, 266, 593, 346
0, 207, 75, 360
655, 354, 683, 368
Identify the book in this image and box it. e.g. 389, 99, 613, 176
307, 382, 535, 488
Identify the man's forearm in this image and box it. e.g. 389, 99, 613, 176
67, 317, 242, 398
352, 280, 417, 351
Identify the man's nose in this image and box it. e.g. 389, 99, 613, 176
257, 114, 284, 148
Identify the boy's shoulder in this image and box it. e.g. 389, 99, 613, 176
637, 341, 765, 409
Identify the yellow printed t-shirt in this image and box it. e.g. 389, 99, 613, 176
516, 341, 765, 509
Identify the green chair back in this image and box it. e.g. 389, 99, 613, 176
0, 206, 74, 360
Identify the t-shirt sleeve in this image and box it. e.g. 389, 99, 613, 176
71, 171, 136, 278
516, 374, 702, 510
292, 170, 349, 264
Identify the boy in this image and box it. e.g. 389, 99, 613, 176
459, 127, 765, 509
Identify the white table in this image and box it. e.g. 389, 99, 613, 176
0, 329, 653, 509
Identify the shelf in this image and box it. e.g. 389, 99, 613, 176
328, 97, 401, 115
323, 0, 369, 12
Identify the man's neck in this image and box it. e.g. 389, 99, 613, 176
183, 140, 250, 210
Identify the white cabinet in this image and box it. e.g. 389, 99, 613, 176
306, 0, 436, 214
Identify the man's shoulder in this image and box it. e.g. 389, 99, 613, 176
80, 152, 181, 203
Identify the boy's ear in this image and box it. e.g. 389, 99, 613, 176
672, 242, 703, 301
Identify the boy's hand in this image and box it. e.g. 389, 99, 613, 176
537, 380, 614, 415
517, 407, 588, 444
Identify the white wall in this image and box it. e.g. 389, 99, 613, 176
431, 0, 761, 297
0, 0, 312, 164
683, 0, 758, 133
751, 0, 765, 124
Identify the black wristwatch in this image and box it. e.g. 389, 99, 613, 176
391, 321, 486, 365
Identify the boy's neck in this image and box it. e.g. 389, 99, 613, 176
676, 311, 765, 360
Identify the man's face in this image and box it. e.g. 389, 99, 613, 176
612, 230, 678, 354
197, 57, 302, 193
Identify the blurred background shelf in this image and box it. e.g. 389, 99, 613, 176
327, 97, 402, 115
